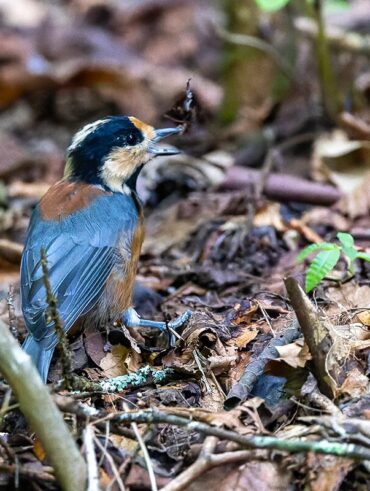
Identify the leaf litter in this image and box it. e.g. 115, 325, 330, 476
1, 1, 370, 490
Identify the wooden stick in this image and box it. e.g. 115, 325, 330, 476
0, 319, 87, 491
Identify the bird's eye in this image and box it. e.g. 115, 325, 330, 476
126, 133, 136, 145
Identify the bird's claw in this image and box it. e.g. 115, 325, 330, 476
167, 309, 192, 329
121, 308, 192, 346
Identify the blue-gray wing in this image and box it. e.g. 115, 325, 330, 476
21, 192, 139, 350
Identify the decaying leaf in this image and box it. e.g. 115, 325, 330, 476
275, 338, 312, 368
312, 129, 370, 193
99, 345, 129, 378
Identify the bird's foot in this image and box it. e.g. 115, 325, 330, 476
122, 308, 192, 346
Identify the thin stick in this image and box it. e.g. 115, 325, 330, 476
108, 408, 370, 461
84, 426, 101, 491
41, 248, 73, 388
193, 350, 212, 393
131, 422, 158, 491
6, 285, 18, 339
94, 435, 126, 491
161, 437, 251, 491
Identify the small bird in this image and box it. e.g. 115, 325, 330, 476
21, 116, 191, 382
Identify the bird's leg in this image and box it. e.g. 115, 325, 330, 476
122, 308, 192, 346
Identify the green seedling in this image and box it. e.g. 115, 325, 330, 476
297, 232, 370, 292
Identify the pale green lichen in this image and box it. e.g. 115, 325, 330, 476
100, 366, 173, 392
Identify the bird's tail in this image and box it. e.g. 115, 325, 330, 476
22, 336, 54, 383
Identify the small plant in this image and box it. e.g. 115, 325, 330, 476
297, 232, 370, 292
254, 0, 349, 13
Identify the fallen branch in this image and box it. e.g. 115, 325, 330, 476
224, 321, 301, 410
220, 167, 341, 206
107, 408, 370, 461
284, 277, 336, 399
100, 366, 175, 392
0, 319, 87, 491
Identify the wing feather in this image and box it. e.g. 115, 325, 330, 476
21, 190, 140, 349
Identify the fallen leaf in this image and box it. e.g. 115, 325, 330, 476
306, 453, 353, 491
275, 339, 312, 368
357, 311, 370, 326
234, 327, 258, 349
337, 368, 370, 398
99, 345, 129, 378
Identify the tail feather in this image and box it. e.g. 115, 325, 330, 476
22, 336, 54, 383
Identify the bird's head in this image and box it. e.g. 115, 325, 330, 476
64, 116, 180, 193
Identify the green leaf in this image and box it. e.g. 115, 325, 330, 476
305, 249, 341, 292
356, 252, 370, 263
337, 232, 357, 261
296, 242, 337, 263
337, 232, 354, 249
254, 0, 291, 12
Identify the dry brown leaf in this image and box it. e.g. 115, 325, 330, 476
337, 368, 370, 398
99, 345, 129, 378
253, 202, 286, 232
325, 283, 370, 313
275, 339, 312, 368
200, 379, 225, 413
357, 311, 370, 326
188, 460, 292, 491
33, 437, 46, 462
110, 434, 138, 454
337, 173, 370, 218
234, 326, 258, 349
306, 453, 353, 491
312, 129, 370, 191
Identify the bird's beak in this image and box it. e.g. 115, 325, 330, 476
148, 127, 181, 156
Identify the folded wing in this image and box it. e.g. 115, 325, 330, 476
21, 190, 139, 350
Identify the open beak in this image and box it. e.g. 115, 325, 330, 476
148, 126, 181, 156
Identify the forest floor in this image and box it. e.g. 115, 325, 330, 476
1, 1, 370, 490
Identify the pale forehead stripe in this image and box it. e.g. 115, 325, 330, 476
68, 119, 107, 151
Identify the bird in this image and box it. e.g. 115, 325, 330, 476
20, 115, 191, 382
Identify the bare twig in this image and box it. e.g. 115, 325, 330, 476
312, 0, 339, 119
55, 394, 370, 461
6, 285, 18, 339
121, 400, 157, 491
41, 248, 73, 389
84, 426, 101, 491
301, 374, 342, 417
94, 435, 126, 491
161, 436, 251, 491
224, 320, 301, 410
0, 319, 87, 491
132, 422, 158, 491
108, 408, 370, 461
